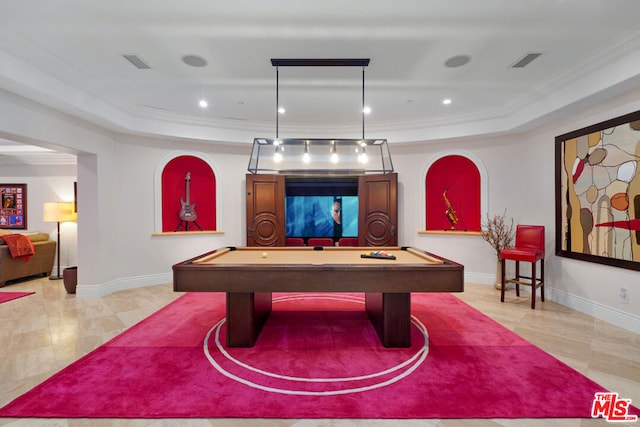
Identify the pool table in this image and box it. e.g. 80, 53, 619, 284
173, 246, 464, 348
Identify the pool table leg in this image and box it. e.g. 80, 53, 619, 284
226, 292, 272, 347
365, 292, 411, 348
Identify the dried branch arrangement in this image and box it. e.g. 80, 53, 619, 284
482, 210, 515, 259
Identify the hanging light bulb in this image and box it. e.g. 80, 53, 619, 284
302, 141, 310, 164
358, 142, 368, 163
273, 140, 283, 163
330, 141, 339, 163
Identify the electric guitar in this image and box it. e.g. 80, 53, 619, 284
178, 173, 198, 222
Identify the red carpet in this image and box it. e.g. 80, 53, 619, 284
0, 292, 34, 304
1, 292, 637, 419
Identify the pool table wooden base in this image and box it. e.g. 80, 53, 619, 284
226, 292, 273, 347
226, 291, 411, 348
173, 246, 464, 349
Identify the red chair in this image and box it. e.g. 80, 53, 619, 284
307, 238, 335, 247
338, 237, 359, 246
285, 237, 306, 246
500, 225, 545, 309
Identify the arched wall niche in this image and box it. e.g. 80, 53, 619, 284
421, 150, 488, 233
153, 151, 220, 234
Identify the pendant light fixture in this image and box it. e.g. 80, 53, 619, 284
247, 58, 394, 175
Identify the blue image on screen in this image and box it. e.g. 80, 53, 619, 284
341, 196, 358, 236
286, 196, 357, 238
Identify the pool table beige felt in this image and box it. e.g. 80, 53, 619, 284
173, 246, 464, 347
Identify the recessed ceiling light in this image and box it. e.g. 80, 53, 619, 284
182, 55, 208, 67
444, 55, 471, 68
363, 106, 372, 114
278, 107, 286, 114
199, 99, 208, 108
442, 98, 452, 105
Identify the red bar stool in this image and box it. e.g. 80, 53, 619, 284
500, 225, 545, 309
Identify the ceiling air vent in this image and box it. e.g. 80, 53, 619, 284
511, 53, 542, 68
122, 54, 151, 69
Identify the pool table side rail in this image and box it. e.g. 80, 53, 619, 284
189, 246, 449, 266
173, 246, 464, 294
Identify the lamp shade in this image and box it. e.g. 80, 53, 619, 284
43, 202, 77, 223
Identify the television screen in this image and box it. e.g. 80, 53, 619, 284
286, 195, 358, 238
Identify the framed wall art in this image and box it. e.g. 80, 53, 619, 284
555, 110, 640, 271
0, 183, 27, 230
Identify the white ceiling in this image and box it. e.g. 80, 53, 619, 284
2, 0, 640, 163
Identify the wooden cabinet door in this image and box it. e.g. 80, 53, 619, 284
358, 173, 398, 246
246, 174, 285, 247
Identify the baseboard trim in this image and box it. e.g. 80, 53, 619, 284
76, 272, 172, 297
465, 272, 495, 286
76, 271, 639, 334
546, 287, 640, 334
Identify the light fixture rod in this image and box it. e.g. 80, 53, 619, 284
276, 66, 279, 139
362, 66, 365, 140
270, 58, 371, 143
52, 221, 62, 279
271, 58, 369, 67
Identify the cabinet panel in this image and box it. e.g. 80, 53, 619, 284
246, 174, 285, 246
246, 173, 397, 247
358, 173, 398, 246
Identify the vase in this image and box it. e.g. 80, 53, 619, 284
63, 266, 78, 294
493, 259, 504, 291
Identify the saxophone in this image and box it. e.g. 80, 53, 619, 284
443, 188, 459, 230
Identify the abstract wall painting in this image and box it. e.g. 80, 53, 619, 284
555, 110, 640, 271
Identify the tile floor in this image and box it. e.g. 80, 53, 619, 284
0, 277, 638, 427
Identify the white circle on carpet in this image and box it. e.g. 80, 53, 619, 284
203, 293, 429, 396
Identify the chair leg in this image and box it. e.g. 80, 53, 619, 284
531, 261, 537, 309
500, 259, 506, 302
515, 261, 520, 297
540, 259, 545, 302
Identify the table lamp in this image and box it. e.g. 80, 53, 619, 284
43, 201, 77, 280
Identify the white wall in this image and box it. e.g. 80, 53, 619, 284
391, 92, 640, 331
524, 94, 640, 329
0, 88, 119, 290
109, 137, 251, 281
390, 131, 553, 286
1, 86, 639, 332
